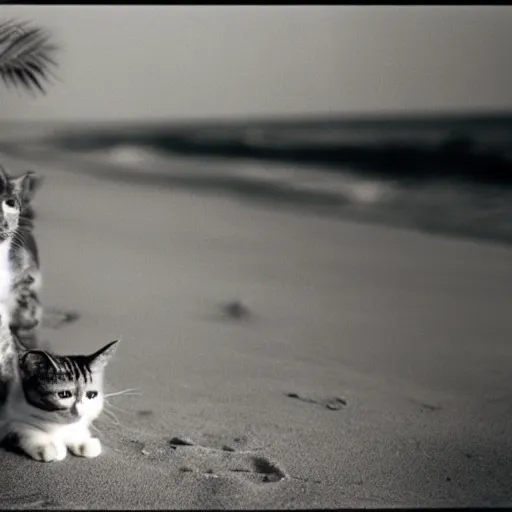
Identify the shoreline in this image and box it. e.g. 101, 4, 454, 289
3, 143, 512, 249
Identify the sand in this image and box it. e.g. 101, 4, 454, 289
0, 148, 512, 509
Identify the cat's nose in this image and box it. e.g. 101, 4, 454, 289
73, 404, 84, 417
73, 399, 84, 411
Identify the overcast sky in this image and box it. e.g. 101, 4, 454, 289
0, 6, 510, 122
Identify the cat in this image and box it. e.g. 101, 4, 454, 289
0, 312, 120, 462
0, 164, 43, 347
8, 232, 43, 348
0, 165, 35, 307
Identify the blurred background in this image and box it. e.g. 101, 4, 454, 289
1, 6, 512, 243
1, 7, 512, 508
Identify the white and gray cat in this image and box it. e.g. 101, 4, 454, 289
0, 313, 119, 462
0, 164, 42, 345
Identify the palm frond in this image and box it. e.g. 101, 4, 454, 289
0, 19, 59, 94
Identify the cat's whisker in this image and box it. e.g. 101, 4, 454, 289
91, 423, 102, 434
102, 407, 120, 425
96, 416, 117, 428
105, 401, 131, 414
104, 388, 142, 398
106, 392, 142, 399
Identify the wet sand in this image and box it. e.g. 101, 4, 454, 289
1, 149, 512, 509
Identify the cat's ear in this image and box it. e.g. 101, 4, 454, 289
9, 171, 36, 204
0, 165, 8, 187
88, 340, 120, 372
17, 350, 53, 377
22, 172, 43, 203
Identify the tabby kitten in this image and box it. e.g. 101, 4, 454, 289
0, 165, 43, 346
0, 166, 35, 309
0, 315, 120, 462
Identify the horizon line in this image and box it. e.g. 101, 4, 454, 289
2, 108, 512, 127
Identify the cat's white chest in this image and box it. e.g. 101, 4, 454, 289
0, 240, 13, 306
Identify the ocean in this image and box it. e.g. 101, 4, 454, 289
1, 112, 512, 245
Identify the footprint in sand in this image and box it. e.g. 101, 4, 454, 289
168, 436, 287, 484
285, 392, 348, 411
117, 434, 318, 484
42, 307, 80, 329
208, 299, 255, 323
221, 300, 252, 321
137, 409, 154, 417
408, 398, 442, 413
0, 493, 83, 510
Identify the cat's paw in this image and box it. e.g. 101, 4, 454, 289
69, 437, 102, 458
25, 441, 67, 462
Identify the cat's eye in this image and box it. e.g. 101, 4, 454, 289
57, 390, 73, 399
86, 391, 98, 399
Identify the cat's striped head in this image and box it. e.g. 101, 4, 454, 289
0, 165, 36, 240
17, 340, 119, 425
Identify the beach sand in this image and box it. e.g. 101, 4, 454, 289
1, 149, 512, 509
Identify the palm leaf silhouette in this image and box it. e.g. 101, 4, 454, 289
0, 19, 58, 94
